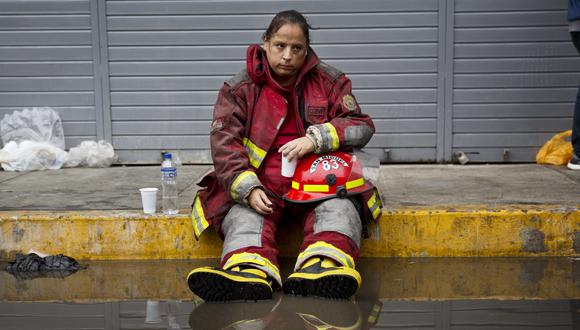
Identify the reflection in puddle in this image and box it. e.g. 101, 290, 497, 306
0, 298, 579, 329
188, 295, 377, 329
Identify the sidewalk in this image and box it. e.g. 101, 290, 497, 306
0, 164, 579, 259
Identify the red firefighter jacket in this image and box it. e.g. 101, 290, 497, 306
191, 45, 381, 238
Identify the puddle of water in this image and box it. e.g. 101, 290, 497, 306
0, 257, 579, 329
0, 298, 579, 329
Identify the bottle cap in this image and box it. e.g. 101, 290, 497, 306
163, 153, 172, 159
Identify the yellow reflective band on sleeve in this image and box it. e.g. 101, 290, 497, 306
323, 123, 339, 151
243, 137, 267, 168
303, 184, 330, 193
345, 178, 365, 190
230, 170, 258, 201
191, 194, 209, 238
292, 181, 300, 190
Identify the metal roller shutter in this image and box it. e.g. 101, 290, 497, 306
451, 0, 579, 162
106, 0, 440, 163
0, 0, 102, 149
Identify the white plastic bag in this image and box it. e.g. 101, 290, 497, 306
0, 140, 68, 171
65, 140, 115, 168
0, 107, 65, 150
0, 107, 116, 171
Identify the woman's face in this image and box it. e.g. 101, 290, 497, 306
263, 23, 308, 85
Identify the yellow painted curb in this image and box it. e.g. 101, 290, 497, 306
362, 205, 580, 257
1, 205, 579, 260
0, 210, 222, 260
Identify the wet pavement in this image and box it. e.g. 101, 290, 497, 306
1, 257, 580, 329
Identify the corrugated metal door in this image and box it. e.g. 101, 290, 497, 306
106, 0, 441, 163
451, 0, 579, 162
2, 0, 577, 164
0, 0, 103, 148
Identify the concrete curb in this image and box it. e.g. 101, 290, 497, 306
1, 205, 579, 260
368, 205, 580, 257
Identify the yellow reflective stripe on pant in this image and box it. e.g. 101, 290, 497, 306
191, 193, 209, 238
223, 252, 282, 286
243, 137, 267, 169
366, 190, 381, 220
296, 241, 355, 270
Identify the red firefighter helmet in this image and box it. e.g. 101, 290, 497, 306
284, 151, 373, 203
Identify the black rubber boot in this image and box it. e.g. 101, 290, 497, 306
283, 257, 361, 299
187, 266, 273, 302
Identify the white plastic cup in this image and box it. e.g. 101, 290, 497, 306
145, 300, 162, 324
281, 155, 298, 178
139, 188, 158, 214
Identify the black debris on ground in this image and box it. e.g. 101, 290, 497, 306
4, 253, 86, 280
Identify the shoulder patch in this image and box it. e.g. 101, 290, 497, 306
226, 69, 250, 87
316, 61, 343, 81
342, 94, 358, 111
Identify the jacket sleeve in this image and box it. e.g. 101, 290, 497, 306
305, 75, 375, 153
210, 83, 262, 205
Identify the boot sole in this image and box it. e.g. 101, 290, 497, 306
187, 269, 272, 302
283, 274, 358, 299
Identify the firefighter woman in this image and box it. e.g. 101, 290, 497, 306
188, 10, 381, 302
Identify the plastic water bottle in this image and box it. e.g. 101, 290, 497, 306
161, 153, 178, 215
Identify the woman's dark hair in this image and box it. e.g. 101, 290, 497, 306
263, 10, 312, 45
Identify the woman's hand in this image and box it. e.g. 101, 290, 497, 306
247, 188, 273, 215
279, 136, 315, 161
